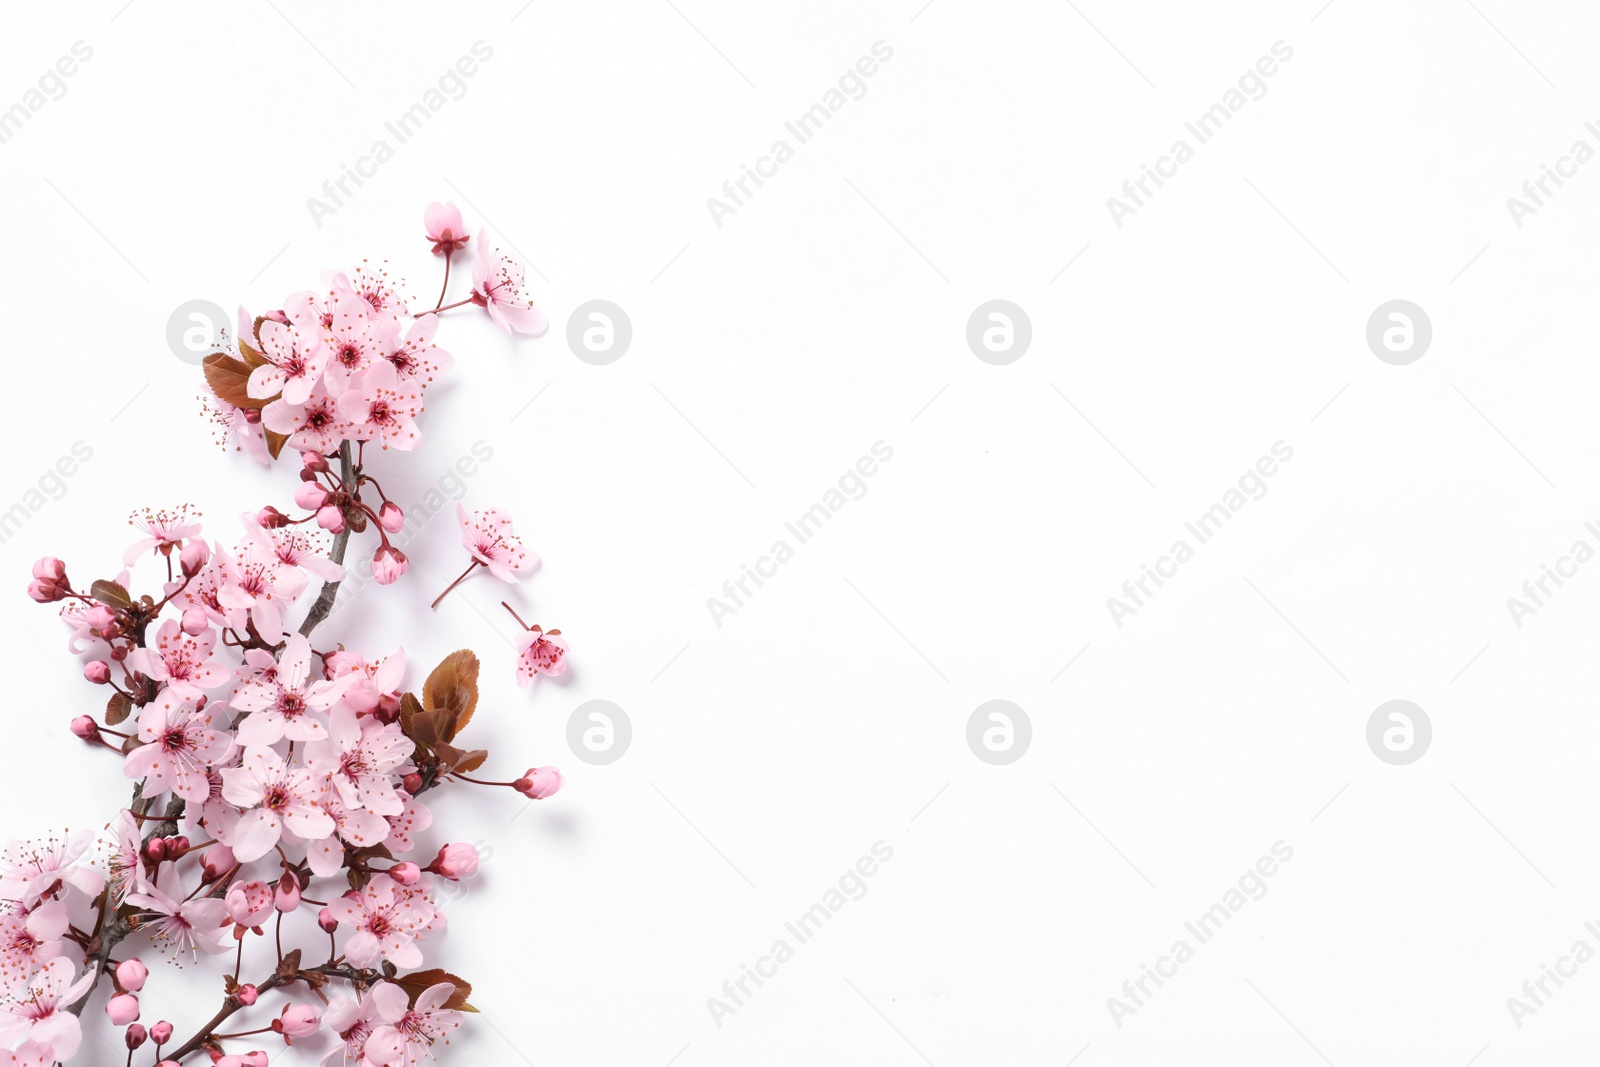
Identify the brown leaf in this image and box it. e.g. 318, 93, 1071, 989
393, 969, 476, 1012
90, 580, 132, 610
265, 429, 290, 460
433, 742, 489, 775
422, 650, 480, 741
105, 692, 132, 726
202, 353, 258, 410
344, 506, 368, 533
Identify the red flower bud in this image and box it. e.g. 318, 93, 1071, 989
70, 716, 98, 740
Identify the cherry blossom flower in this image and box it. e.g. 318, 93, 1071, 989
327, 874, 435, 969
384, 793, 433, 855
305, 796, 391, 879
222, 747, 336, 862
515, 625, 568, 685
365, 981, 464, 1067
216, 545, 291, 642
337, 364, 423, 451
249, 319, 327, 405
124, 618, 229, 701
331, 264, 406, 332
424, 202, 469, 254
322, 982, 408, 1067
243, 518, 346, 584
456, 505, 535, 582
263, 385, 348, 455
125, 862, 231, 958
105, 809, 140, 905
0, 899, 67, 988
232, 633, 347, 746
225, 880, 274, 930
123, 506, 203, 567
306, 708, 411, 817
381, 313, 453, 391
0, 957, 94, 1059
122, 691, 234, 804
0, 829, 105, 907
320, 296, 388, 396
470, 229, 547, 335
326, 648, 407, 716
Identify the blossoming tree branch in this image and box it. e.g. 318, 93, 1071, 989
9, 203, 569, 1066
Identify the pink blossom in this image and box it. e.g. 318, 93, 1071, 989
106, 992, 140, 1025
365, 981, 464, 1067
224, 880, 274, 929
231, 633, 345, 746
263, 385, 347, 455
304, 796, 390, 879
326, 875, 434, 969
456, 504, 535, 582
470, 229, 548, 336
371, 546, 408, 585
115, 957, 148, 993
106, 810, 140, 904
0, 957, 94, 1059
125, 862, 231, 958
382, 314, 453, 390
0, 829, 105, 906
0, 900, 67, 988
275, 1002, 321, 1040
331, 264, 406, 332
429, 843, 479, 881
424, 202, 469, 254
322, 982, 408, 1067
515, 766, 563, 800
384, 792, 432, 854
215, 546, 290, 642
122, 691, 234, 804
305, 708, 411, 817
515, 626, 568, 685
337, 364, 423, 451
124, 619, 229, 701
243, 518, 345, 583
320, 295, 388, 395
249, 319, 326, 406
123, 506, 203, 567
328, 649, 407, 715
221, 747, 336, 862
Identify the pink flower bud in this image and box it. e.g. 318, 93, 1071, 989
106, 992, 140, 1025
429, 842, 481, 881
27, 558, 68, 602
83, 661, 111, 684
301, 450, 330, 474
70, 715, 98, 740
179, 540, 210, 577
274, 1002, 321, 1039
514, 765, 563, 800
371, 545, 408, 585
293, 482, 328, 511
27, 579, 57, 603
256, 505, 290, 528
199, 843, 235, 882
389, 862, 422, 886
180, 607, 210, 636
125, 1022, 148, 1049
226, 880, 274, 927
243, 1053, 270, 1067
377, 501, 405, 533
151, 1020, 173, 1044
316, 504, 346, 534
116, 958, 148, 992
145, 837, 166, 863
236, 983, 259, 1006
274, 872, 302, 912
318, 907, 338, 933
32, 557, 65, 582
402, 772, 423, 794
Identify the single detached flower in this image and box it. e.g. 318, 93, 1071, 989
424, 202, 469, 254
515, 624, 568, 686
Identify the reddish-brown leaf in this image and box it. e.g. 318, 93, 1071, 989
394, 969, 476, 1012
105, 692, 132, 726
422, 650, 480, 741
202, 353, 257, 409
90, 580, 132, 610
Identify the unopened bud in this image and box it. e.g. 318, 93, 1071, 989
316, 505, 346, 534
84, 661, 111, 684
180, 540, 210, 577
125, 1022, 148, 1049
181, 607, 210, 636
389, 862, 421, 886
70, 715, 98, 740
378, 501, 404, 533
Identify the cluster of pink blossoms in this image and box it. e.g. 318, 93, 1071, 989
9, 205, 568, 1065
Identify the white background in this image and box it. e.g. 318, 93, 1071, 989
1, 0, 1598, 1063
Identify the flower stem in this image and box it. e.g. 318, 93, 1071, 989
430, 559, 481, 610
501, 601, 531, 630
433, 249, 453, 310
